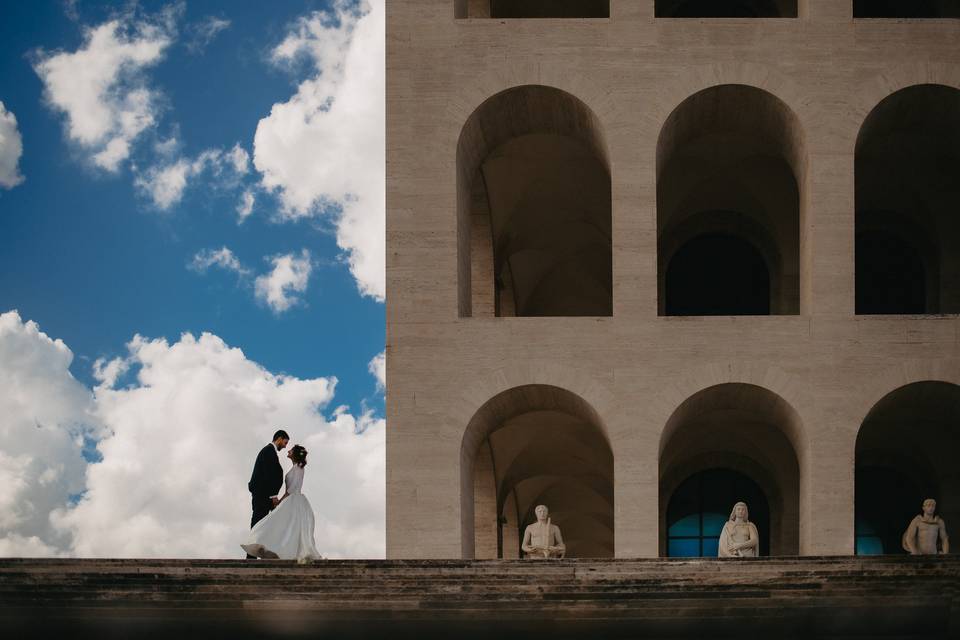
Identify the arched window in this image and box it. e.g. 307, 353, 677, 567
667, 469, 770, 557
457, 86, 612, 317
655, 0, 797, 17
659, 383, 805, 556
854, 0, 960, 18
855, 85, 960, 314
657, 85, 805, 316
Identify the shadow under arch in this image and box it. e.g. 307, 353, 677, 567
656, 84, 806, 316
658, 383, 806, 556
456, 85, 612, 318
855, 83, 960, 314
460, 385, 613, 559
854, 381, 960, 555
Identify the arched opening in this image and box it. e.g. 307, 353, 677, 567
657, 85, 805, 316
456, 0, 610, 19
655, 0, 798, 17
462, 385, 614, 559
659, 383, 805, 556
457, 86, 612, 318
853, 1, 960, 18
855, 381, 960, 555
666, 469, 770, 557
855, 84, 960, 314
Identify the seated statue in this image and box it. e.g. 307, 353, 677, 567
903, 498, 950, 555
521, 504, 566, 559
718, 501, 759, 558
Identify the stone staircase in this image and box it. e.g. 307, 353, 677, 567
1, 556, 958, 638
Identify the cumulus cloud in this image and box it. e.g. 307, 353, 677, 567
189, 246, 249, 276
0, 312, 385, 558
0, 311, 98, 556
185, 16, 230, 54
33, 6, 180, 171
135, 143, 250, 209
254, 250, 313, 313
253, 0, 385, 301
0, 102, 25, 189
368, 351, 385, 391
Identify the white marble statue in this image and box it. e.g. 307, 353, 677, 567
718, 501, 759, 558
902, 498, 950, 555
521, 504, 566, 559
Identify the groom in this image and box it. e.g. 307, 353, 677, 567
248, 429, 289, 536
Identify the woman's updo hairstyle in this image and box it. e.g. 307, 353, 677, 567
291, 444, 308, 467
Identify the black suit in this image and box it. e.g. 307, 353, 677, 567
248, 443, 283, 529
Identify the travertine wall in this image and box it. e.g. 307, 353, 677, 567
386, 0, 960, 558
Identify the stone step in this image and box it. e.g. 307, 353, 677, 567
2, 557, 957, 638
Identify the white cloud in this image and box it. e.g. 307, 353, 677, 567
190, 246, 249, 276
254, 250, 313, 313
237, 189, 256, 222
0, 102, 25, 189
253, 0, 385, 301
0, 312, 385, 559
186, 16, 230, 54
92, 355, 129, 389
0, 311, 98, 555
135, 144, 250, 209
368, 351, 385, 391
227, 143, 249, 175
34, 8, 180, 171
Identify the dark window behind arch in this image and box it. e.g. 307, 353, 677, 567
854, 0, 960, 18
656, 0, 797, 17
856, 230, 927, 314
665, 233, 771, 316
855, 467, 927, 555
456, 1, 609, 19
667, 469, 770, 557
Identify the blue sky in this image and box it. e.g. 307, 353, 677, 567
0, 0, 384, 411
0, 0, 386, 558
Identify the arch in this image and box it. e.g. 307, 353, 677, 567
659, 383, 805, 555
655, 0, 797, 17
656, 84, 806, 316
854, 381, 960, 555
461, 385, 613, 559
855, 84, 960, 314
457, 85, 612, 318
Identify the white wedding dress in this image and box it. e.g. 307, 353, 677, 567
241, 464, 321, 561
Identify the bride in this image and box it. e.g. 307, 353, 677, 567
242, 444, 322, 562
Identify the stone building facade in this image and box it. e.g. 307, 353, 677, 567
386, 0, 960, 559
